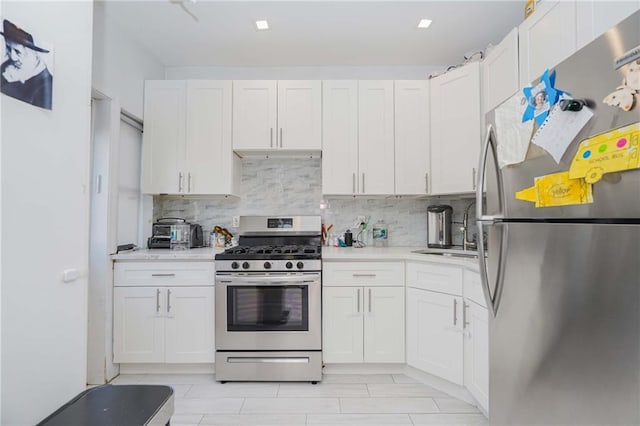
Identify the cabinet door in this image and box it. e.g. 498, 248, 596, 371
576, 1, 640, 49
358, 80, 395, 195
519, 1, 578, 87
464, 300, 489, 413
232, 80, 277, 151
430, 63, 481, 195
277, 80, 322, 151
322, 80, 359, 195
394, 80, 430, 195
482, 27, 519, 113
165, 286, 215, 363
364, 287, 405, 363
185, 80, 235, 195
406, 288, 464, 385
142, 80, 186, 194
113, 287, 165, 363
322, 287, 364, 363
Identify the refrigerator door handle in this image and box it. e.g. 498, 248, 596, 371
476, 124, 504, 223
478, 221, 508, 317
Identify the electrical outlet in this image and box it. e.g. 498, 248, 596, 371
232, 216, 240, 228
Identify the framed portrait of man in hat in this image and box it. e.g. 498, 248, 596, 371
0, 18, 53, 110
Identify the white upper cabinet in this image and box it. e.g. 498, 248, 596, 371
277, 80, 322, 151
430, 62, 481, 195
518, 1, 578, 87
322, 80, 394, 195
142, 80, 185, 194
232, 80, 321, 154
358, 80, 395, 195
322, 80, 359, 195
232, 80, 277, 151
482, 28, 520, 113
394, 80, 430, 195
577, 1, 640, 50
142, 80, 239, 195
186, 80, 239, 195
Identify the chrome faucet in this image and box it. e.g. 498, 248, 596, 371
462, 201, 478, 251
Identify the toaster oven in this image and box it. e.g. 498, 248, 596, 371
147, 218, 204, 249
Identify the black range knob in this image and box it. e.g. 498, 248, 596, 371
263, 262, 271, 269
285, 261, 293, 269
231, 261, 239, 270
242, 262, 250, 269
297, 261, 304, 270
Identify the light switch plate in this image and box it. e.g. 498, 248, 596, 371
232, 216, 240, 228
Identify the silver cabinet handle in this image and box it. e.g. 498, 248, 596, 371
352, 273, 376, 277
178, 172, 183, 192
188, 172, 192, 193
270, 128, 274, 148
425, 173, 429, 194
280, 128, 283, 148
362, 173, 365, 193
96, 174, 102, 194
156, 288, 161, 313
152, 273, 175, 277
368, 288, 372, 313
167, 289, 172, 313
463, 302, 469, 328
453, 298, 458, 326
352, 173, 356, 193
472, 168, 476, 191
357, 288, 360, 313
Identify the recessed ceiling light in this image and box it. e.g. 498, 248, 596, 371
417, 19, 432, 29
255, 20, 269, 30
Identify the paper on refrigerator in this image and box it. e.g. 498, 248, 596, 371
531, 103, 594, 164
494, 93, 534, 168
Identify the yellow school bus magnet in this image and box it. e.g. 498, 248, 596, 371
568, 122, 640, 183
516, 171, 593, 208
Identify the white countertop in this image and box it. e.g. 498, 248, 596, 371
112, 246, 481, 270
322, 246, 481, 269
111, 247, 224, 260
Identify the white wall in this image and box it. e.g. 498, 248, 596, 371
165, 65, 442, 80
92, 1, 164, 119
1, 2, 93, 424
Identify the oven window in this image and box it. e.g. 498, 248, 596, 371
227, 286, 309, 331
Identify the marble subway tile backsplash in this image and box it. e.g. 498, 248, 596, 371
154, 158, 477, 248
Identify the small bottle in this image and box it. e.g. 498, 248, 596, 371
372, 220, 388, 247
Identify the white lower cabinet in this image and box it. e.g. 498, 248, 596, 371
406, 287, 464, 385
113, 261, 215, 364
406, 262, 489, 413
464, 299, 489, 413
323, 263, 405, 364
323, 286, 404, 363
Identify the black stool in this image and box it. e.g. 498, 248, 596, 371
37, 384, 174, 426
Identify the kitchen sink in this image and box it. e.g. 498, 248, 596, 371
411, 248, 481, 259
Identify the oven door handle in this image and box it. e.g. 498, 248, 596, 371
217, 274, 320, 285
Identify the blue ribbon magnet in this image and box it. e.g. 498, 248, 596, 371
522, 69, 567, 126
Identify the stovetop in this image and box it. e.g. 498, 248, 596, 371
216, 244, 321, 260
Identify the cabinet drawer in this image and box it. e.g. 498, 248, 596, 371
463, 268, 486, 308
406, 262, 462, 295
323, 262, 404, 287
114, 261, 215, 286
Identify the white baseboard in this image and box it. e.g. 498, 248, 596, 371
403, 365, 476, 406
322, 363, 406, 374
119, 363, 215, 374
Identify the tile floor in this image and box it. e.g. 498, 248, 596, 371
110, 373, 488, 426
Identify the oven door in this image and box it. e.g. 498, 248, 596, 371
215, 272, 321, 351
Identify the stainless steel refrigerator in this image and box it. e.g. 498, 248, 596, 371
477, 11, 640, 425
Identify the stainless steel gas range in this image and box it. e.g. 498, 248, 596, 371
214, 216, 322, 383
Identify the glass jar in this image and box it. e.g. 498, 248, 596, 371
372, 220, 388, 247
170, 224, 191, 250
